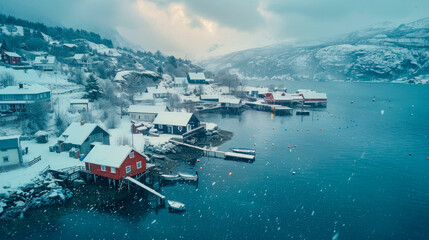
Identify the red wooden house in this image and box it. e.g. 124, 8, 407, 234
83, 145, 148, 180
2, 51, 22, 65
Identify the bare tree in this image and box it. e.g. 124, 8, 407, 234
25, 101, 50, 133
0, 72, 15, 87
167, 93, 182, 110
216, 71, 241, 93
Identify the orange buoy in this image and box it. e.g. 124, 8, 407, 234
229, 172, 232, 176
265, 139, 267, 141
320, 128, 323, 130
350, 101, 354, 104
253, 135, 256, 138
292, 171, 296, 175
288, 146, 290, 148
197, 159, 201, 162
427, 157, 429, 160
200, 167, 203, 169
307, 129, 310, 131
272, 143, 275, 146
254, 143, 256, 146
409, 153, 412, 156
294, 145, 297, 148
297, 129, 299, 132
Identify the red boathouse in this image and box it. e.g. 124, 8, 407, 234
83, 145, 148, 180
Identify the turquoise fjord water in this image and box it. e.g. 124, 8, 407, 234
4, 82, 429, 240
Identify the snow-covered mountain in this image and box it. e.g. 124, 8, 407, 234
202, 18, 429, 83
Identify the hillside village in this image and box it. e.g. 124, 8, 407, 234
0, 15, 328, 217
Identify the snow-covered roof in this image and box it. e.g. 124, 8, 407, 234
73, 54, 88, 60
84, 145, 144, 168
219, 96, 241, 104
296, 89, 313, 93
63, 43, 77, 48
187, 72, 206, 80
4, 51, 21, 58
153, 112, 194, 126
200, 95, 219, 100
59, 122, 109, 145
70, 99, 89, 104
242, 86, 269, 93
269, 92, 293, 101
0, 84, 50, 95
300, 91, 327, 100
174, 77, 187, 84
128, 105, 168, 114
147, 86, 167, 94
134, 93, 154, 101
34, 56, 56, 64
0, 135, 20, 149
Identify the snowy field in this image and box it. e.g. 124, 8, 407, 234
0, 138, 84, 195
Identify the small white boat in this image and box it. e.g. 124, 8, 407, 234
179, 173, 198, 181
168, 200, 185, 211
161, 174, 181, 181
231, 148, 256, 155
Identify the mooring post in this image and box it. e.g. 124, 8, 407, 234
108, 179, 111, 188
113, 179, 116, 187
94, 174, 96, 183
127, 181, 130, 192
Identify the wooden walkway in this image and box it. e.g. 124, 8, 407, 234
125, 177, 165, 199
169, 139, 255, 161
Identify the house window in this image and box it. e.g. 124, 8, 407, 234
129, 151, 134, 158
100, 165, 106, 171
178, 126, 183, 132
158, 124, 163, 129
126, 166, 131, 174
111, 167, 116, 173
137, 161, 142, 169
3, 156, 9, 162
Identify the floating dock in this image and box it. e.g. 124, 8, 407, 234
245, 102, 293, 115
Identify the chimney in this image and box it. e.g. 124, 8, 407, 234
80, 121, 85, 126
19, 84, 23, 89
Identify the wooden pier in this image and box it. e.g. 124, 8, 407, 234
169, 139, 255, 161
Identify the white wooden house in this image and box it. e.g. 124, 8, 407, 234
0, 136, 23, 169
128, 105, 169, 122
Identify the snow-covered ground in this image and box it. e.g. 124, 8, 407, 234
0, 138, 84, 195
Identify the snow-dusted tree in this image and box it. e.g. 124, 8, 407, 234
25, 101, 50, 133
54, 112, 70, 136
85, 74, 103, 101
0, 72, 15, 87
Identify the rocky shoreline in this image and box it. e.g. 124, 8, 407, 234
0, 169, 73, 220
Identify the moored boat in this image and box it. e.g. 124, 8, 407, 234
231, 148, 256, 155
161, 174, 181, 181
179, 173, 198, 181
168, 200, 185, 211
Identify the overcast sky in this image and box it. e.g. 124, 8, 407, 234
1, 0, 428, 59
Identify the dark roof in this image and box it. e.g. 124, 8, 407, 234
0, 136, 20, 150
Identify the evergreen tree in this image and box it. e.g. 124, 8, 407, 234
85, 74, 103, 101
157, 66, 164, 75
